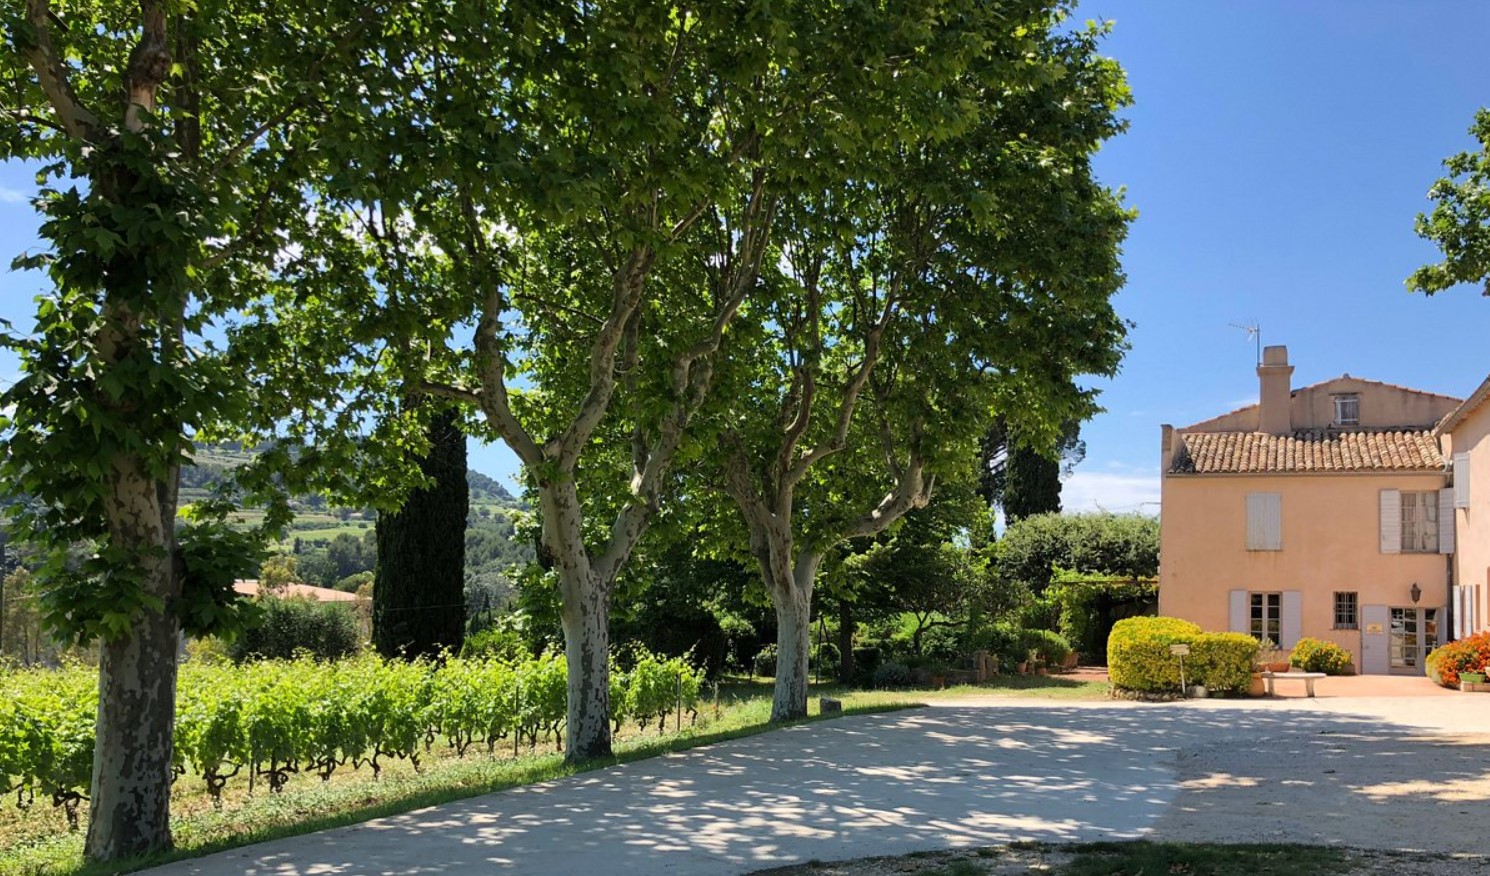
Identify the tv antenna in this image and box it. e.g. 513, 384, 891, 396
1230, 321, 1261, 365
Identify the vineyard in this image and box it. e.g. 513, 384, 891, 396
0, 651, 705, 831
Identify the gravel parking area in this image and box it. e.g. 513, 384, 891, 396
145, 689, 1490, 875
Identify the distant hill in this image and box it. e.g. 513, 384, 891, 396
467, 469, 517, 504
179, 444, 520, 509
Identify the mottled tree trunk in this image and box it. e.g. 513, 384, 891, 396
538, 481, 614, 760
374, 404, 469, 659
770, 585, 812, 720
558, 568, 611, 759
85, 455, 180, 861
752, 523, 823, 722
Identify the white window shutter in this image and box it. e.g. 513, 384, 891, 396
1246, 493, 1281, 551
1280, 590, 1303, 649
1228, 590, 1248, 633
1379, 490, 1401, 554
1439, 488, 1456, 554
1455, 452, 1472, 508
1453, 585, 1465, 639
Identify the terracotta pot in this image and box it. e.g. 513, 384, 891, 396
1267, 661, 1291, 673
1015, 661, 1028, 675
1249, 672, 1267, 697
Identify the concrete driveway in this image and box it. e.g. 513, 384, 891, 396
144, 695, 1490, 876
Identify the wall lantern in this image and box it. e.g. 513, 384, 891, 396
1410, 582, 1422, 604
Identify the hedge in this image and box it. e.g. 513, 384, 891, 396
1426, 631, 1490, 688
1107, 617, 1257, 694
1189, 633, 1262, 694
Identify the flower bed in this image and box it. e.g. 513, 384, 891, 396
1426, 631, 1490, 688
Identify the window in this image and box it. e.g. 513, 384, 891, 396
1400, 490, 1439, 553
1250, 592, 1281, 643
1333, 591, 1358, 630
1333, 394, 1360, 426
1246, 492, 1282, 551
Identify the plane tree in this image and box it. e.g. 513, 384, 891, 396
704, 7, 1134, 720
245, 1, 1022, 760
0, 0, 424, 861
1409, 108, 1490, 295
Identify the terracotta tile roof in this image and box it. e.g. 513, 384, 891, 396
233, 580, 364, 602
1171, 429, 1444, 474
1437, 375, 1490, 435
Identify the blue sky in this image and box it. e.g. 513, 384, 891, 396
2, 2, 1487, 510
1060, 0, 1490, 514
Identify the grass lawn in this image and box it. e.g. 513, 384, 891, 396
926, 675, 1110, 701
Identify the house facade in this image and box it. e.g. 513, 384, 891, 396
1158, 346, 1462, 674
1440, 379, 1490, 641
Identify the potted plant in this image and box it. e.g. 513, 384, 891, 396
1255, 638, 1290, 673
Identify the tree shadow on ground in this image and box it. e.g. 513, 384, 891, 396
141, 703, 1488, 876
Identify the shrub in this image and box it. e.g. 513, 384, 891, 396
461, 626, 529, 662
752, 644, 778, 678
980, 623, 1029, 673
920, 626, 963, 666
1289, 637, 1353, 675
335, 571, 374, 593
1107, 616, 1203, 692
1426, 631, 1490, 688
229, 596, 361, 662
1190, 633, 1260, 694
1109, 618, 1258, 694
1021, 628, 1072, 666
810, 641, 840, 676
872, 660, 911, 689
851, 646, 882, 683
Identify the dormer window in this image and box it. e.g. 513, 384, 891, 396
1333, 393, 1359, 426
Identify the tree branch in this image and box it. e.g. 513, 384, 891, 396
123, 0, 171, 134
420, 380, 482, 407
593, 187, 776, 584
19, 0, 101, 139
836, 452, 933, 542
473, 284, 543, 468
783, 292, 898, 488
554, 247, 652, 468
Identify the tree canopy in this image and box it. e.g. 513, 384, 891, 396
703, 5, 1132, 719
1409, 108, 1490, 295
0, 0, 422, 859
995, 512, 1160, 595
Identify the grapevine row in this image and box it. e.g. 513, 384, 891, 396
0, 650, 706, 824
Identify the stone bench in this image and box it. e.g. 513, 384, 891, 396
1260, 670, 1326, 697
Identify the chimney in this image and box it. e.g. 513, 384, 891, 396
1257, 345, 1293, 435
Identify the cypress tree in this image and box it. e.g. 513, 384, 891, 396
373, 403, 469, 658
979, 418, 1085, 523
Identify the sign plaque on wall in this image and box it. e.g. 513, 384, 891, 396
1365, 622, 1384, 634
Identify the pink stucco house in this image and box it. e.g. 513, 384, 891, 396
1439, 379, 1490, 643
1158, 346, 1477, 675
